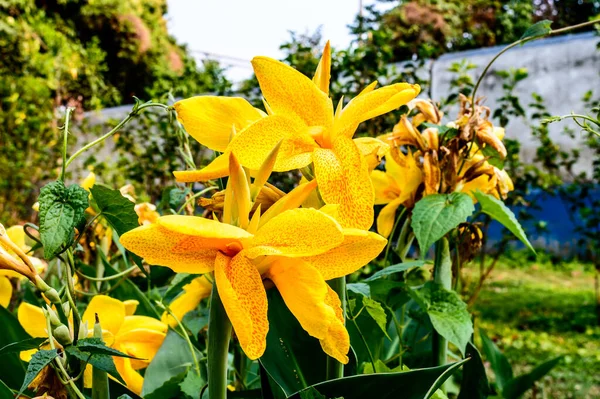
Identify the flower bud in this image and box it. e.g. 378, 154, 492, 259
79, 321, 89, 341
62, 302, 70, 315
53, 325, 73, 346
45, 305, 61, 328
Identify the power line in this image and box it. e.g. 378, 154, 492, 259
190, 50, 252, 69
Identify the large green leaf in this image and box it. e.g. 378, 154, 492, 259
416, 283, 473, 355
66, 345, 125, 384
142, 330, 202, 397
364, 261, 426, 282
458, 342, 490, 399
75, 337, 139, 359
18, 349, 58, 396
362, 297, 391, 340
502, 356, 562, 399
0, 306, 29, 389
38, 180, 89, 258
479, 330, 513, 392
260, 289, 327, 396
289, 360, 469, 399
473, 191, 535, 253
90, 184, 140, 236
0, 337, 46, 356
411, 193, 474, 257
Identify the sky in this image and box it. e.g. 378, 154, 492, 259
166, 0, 378, 82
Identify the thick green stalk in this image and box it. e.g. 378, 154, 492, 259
92, 315, 110, 399
326, 277, 346, 379
432, 238, 452, 368
208, 280, 232, 399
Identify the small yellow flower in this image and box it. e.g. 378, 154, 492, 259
173, 42, 420, 229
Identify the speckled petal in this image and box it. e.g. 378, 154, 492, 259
246, 208, 344, 259
313, 136, 375, 230
229, 115, 317, 172
174, 152, 229, 182
174, 96, 264, 152
215, 252, 268, 360
302, 228, 387, 280
252, 56, 333, 127
319, 285, 350, 364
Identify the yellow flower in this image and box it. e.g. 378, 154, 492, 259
173, 42, 420, 229
18, 297, 166, 395
161, 275, 212, 328
80, 172, 96, 192
371, 149, 423, 237
134, 203, 160, 226
0, 225, 46, 307
120, 153, 387, 363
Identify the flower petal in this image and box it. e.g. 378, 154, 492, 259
312, 41, 331, 95
377, 197, 403, 238
215, 253, 268, 360
229, 115, 317, 172
353, 137, 389, 170
6, 225, 28, 251
246, 208, 344, 259
174, 96, 264, 152
334, 83, 420, 138
82, 295, 126, 336
116, 328, 167, 369
120, 220, 227, 274
161, 276, 212, 328
267, 258, 336, 340
174, 153, 229, 183
319, 285, 350, 364
123, 300, 139, 316
114, 355, 144, 395
0, 276, 12, 307
18, 302, 47, 338
251, 56, 333, 127
301, 228, 387, 280
371, 170, 397, 205
313, 136, 375, 230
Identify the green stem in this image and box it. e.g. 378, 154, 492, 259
346, 292, 377, 373
326, 277, 346, 380
432, 238, 452, 369
161, 302, 201, 376
92, 315, 110, 399
60, 107, 75, 181
64, 103, 170, 170
207, 280, 232, 399
177, 186, 220, 214
383, 207, 407, 267
75, 265, 137, 282
65, 250, 81, 345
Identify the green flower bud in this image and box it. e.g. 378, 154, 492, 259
45, 305, 61, 328
53, 325, 73, 346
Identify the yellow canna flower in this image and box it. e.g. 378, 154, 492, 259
371, 149, 423, 237
161, 275, 212, 328
120, 151, 387, 364
173, 42, 420, 229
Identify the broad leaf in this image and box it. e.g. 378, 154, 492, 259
260, 289, 327, 396
347, 282, 370, 297
480, 142, 504, 169
411, 193, 474, 257
38, 180, 89, 258
458, 342, 490, 399
0, 306, 29, 389
66, 345, 125, 384
362, 297, 391, 340
0, 337, 46, 356
502, 356, 562, 399
364, 261, 426, 282
179, 369, 205, 399
18, 349, 58, 396
289, 360, 469, 399
90, 184, 140, 235
76, 337, 141, 359
479, 329, 513, 392
473, 190, 535, 253
520, 20, 552, 40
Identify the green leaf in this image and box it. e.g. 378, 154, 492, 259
502, 356, 562, 399
179, 369, 205, 399
299, 387, 327, 399
457, 342, 490, 399
260, 289, 327, 396
38, 180, 89, 258
364, 261, 426, 282
66, 345, 125, 384
18, 349, 58, 396
520, 20, 552, 41
90, 184, 140, 236
419, 283, 473, 355
473, 190, 535, 253
421, 123, 459, 141
142, 330, 202, 397
347, 282, 370, 297
480, 143, 504, 169
0, 306, 29, 389
0, 337, 47, 356
0, 380, 13, 399
362, 297, 391, 340
76, 337, 141, 359
411, 193, 474, 257
289, 360, 469, 399
479, 329, 513, 392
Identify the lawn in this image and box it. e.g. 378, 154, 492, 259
472, 259, 600, 398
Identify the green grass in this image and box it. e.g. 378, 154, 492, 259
470, 260, 600, 398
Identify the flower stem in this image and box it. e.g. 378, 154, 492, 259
207, 280, 232, 399
60, 107, 75, 181
326, 277, 346, 380
432, 238, 451, 368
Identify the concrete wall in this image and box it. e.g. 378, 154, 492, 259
431, 32, 600, 177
